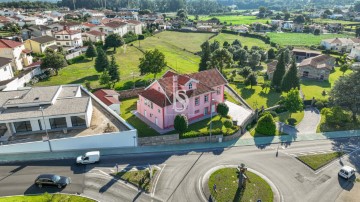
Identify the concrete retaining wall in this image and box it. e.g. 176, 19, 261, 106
0, 140, 50, 154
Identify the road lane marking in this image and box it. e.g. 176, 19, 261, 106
152, 164, 166, 197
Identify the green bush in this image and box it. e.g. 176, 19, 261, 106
67, 55, 85, 64
174, 114, 188, 134
321, 107, 351, 126
255, 113, 276, 135
217, 103, 229, 118
269, 111, 278, 118
315, 101, 324, 109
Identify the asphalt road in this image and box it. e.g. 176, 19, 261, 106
1, 137, 360, 202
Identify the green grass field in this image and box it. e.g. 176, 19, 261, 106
197, 15, 269, 25
297, 152, 344, 170
301, 67, 352, 100
267, 32, 354, 47
274, 111, 305, 126
313, 18, 358, 25
208, 168, 273, 202
211, 33, 271, 49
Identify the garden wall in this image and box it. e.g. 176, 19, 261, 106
118, 87, 145, 100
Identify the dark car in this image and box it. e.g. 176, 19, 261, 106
34, 174, 71, 188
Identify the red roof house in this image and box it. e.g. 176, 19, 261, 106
93, 89, 121, 114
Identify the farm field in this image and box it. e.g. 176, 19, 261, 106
300, 67, 352, 100
266, 32, 354, 47
211, 33, 271, 49
313, 18, 359, 25
196, 15, 269, 25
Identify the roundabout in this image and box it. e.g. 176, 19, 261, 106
200, 165, 282, 202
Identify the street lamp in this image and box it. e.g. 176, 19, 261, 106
39, 106, 52, 152
209, 98, 215, 143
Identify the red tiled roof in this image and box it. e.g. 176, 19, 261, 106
86, 30, 105, 36
22, 49, 32, 54
93, 89, 120, 106
25, 61, 41, 68
299, 54, 334, 70
139, 88, 171, 107
104, 21, 127, 28
55, 29, 80, 35
0, 39, 22, 48
83, 22, 96, 27
189, 68, 228, 88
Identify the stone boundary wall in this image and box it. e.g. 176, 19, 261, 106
118, 87, 145, 100
138, 131, 241, 146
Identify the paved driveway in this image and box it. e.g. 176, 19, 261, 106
225, 101, 253, 126
296, 107, 321, 134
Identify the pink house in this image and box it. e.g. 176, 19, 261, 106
136, 68, 228, 129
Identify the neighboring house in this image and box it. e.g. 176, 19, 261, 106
252, 22, 271, 32
126, 20, 143, 35
266, 60, 279, 80
47, 21, 81, 32
349, 46, 360, 61
330, 14, 344, 19
81, 22, 96, 31
292, 48, 321, 62
0, 57, 14, 82
91, 21, 128, 37
0, 39, 33, 71
292, 23, 304, 32
270, 20, 283, 27
22, 16, 48, 26
0, 16, 11, 28
82, 30, 106, 43
21, 25, 53, 40
117, 12, 138, 20
0, 85, 93, 137
298, 55, 335, 80
54, 28, 83, 47
137, 69, 227, 129
88, 16, 106, 25
24, 36, 57, 54
138, 13, 164, 24
197, 20, 218, 27
320, 38, 360, 52
282, 21, 294, 30
230, 25, 249, 33
93, 89, 121, 114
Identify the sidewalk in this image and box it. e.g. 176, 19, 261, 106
1, 130, 360, 163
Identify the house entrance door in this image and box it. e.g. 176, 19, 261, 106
155, 117, 158, 126
204, 107, 209, 115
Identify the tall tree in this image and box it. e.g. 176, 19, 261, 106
94, 47, 109, 73
330, 70, 360, 122
41, 49, 67, 75
237, 48, 248, 67
199, 41, 211, 71
238, 66, 252, 79
271, 53, 286, 88
248, 51, 261, 69
210, 40, 220, 52
340, 64, 349, 76
85, 41, 97, 60
208, 49, 233, 73
99, 70, 111, 88
108, 55, 120, 88
244, 72, 258, 89
104, 33, 124, 52
284, 88, 304, 118
232, 39, 242, 47
268, 48, 276, 60
281, 59, 300, 92
139, 49, 167, 79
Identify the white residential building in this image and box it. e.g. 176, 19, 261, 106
0, 39, 33, 71
91, 22, 128, 37
54, 29, 83, 47
282, 21, 294, 30
82, 30, 106, 43
321, 38, 360, 52
349, 46, 360, 61
126, 20, 143, 35
0, 57, 14, 82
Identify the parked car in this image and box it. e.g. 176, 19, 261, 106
338, 166, 356, 179
35, 174, 71, 188
76, 151, 100, 164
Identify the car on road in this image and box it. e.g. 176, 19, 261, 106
76, 151, 100, 164
338, 166, 356, 179
35, 174, 71, 188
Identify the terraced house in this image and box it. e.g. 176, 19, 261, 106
137, 69, 227, 129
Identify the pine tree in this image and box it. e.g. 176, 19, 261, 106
94, 47, 109, 73
281, 59, 300, 92
271, 52, 286, 88
199, 41, 211, 71
108, 55, 120, 88
85, 41, 97, 60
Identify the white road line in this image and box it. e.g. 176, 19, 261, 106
152, 164, 166, 197
98, 169, 111, 177
198, 177, 207, 202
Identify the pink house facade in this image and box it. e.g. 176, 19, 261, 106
136, 69, 228, 129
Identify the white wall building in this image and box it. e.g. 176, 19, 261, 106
54, 29, 83, 47
0, 57, 13, 82
0, 39, 33, 71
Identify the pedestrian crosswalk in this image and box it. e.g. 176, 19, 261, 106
276, 144, 360, 157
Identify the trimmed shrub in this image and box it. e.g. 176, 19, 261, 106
174, 114, 188, 134
217, 103, 229, 118
67, 55, 85, 64
315, 101, 324, 109
269, 111, 278, 118
255, 113, 276, 135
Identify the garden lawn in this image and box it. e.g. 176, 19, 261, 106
211, 33, 271, 49
266, 32, 354, 47
114, 169, 157, 192
0, 194, 95, 202
137, 34, 201, 73
274, 111, 305, 126
197, 15, 270, 25
120, 98, 160, 137
297, 152, 344, 170
208, 168, 273, 202
151, 31, 215, 52
250, 128, 287, 137
224, 91, 241, 105
300, 67, 352, 100
229, 83, 282, 109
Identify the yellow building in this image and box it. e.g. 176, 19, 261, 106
24, 36, 57, 54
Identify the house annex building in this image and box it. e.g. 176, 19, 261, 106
0, 85, 93, 139
137, 69, 227, 129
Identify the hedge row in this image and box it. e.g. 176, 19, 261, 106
180, 125, 240, 139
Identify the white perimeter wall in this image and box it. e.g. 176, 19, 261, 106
0, 130, 137, 154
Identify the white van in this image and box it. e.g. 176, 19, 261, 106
76, 151, 100, 164
338, 166, 356, 179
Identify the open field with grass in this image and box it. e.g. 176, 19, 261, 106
211, 33, 271, 49
0, 194, 95, 202
274, 111, 305, 126
208, 168, 273, 202
300, 67, 352, 99
313, 18, 359, 25
197, 15, 269, 25
267, 32, 354, 47
297, 152, 344, 170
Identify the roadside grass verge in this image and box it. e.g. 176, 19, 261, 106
0, 193, 95, 202
208, 168, 273, 202
113, 169, 157, 193
296, 151, 345, 170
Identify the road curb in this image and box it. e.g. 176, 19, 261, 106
199, 165, 283, 202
